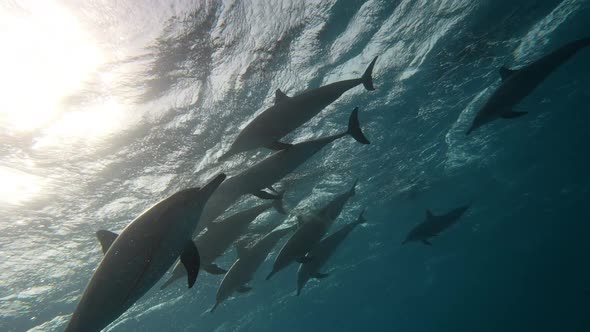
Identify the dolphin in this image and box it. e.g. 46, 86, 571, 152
296, 209, 366, 296
467, 37, 590, 135
65, 174, 226, 332
197, 107, 369, 233
266, 180, 358, 280
210, 225, 296, 312
159, 197, 285, 290
220, 56, 377, 159
402, 205, 469, 245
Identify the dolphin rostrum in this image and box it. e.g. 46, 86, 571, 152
220, 57, 377, 159
296, 209, 366, 296
65, 174, 226, 332
467, 38, 590, 135
197, 107, 369, 233
210, 225, 296, 312
266, 180, 358, 280
159, 197, 285, 290
403, 205, 469, 245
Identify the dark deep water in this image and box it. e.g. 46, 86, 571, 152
1, 0, 589, 331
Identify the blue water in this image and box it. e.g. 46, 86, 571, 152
1, 0, 590, 331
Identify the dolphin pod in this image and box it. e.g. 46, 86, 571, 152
66, 31, 590, 328
296, 209, 366, 296
403, 205, 470, 245
210, 225, 296, 312
467, 37, 590, 135
197, 107, 369, 232
65, 174, 226, 332
266, 180, 358, 281
220, 57, 378, 160
159, 197, 286, 290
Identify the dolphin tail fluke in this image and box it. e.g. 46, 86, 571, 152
209, 302, 219, 313
361, 56, 378, 91
347, 107, 370, 144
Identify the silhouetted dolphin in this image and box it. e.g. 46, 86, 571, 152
403, 205, 469, 245
159, 198, 285, 290
198, 108, 369, 232
467, 38, 590, 135
220, 57, 377, 159
65, 174, 226, 332
266, 180, 358, 280
210, 225, 295, 312
296, 209, 366, 295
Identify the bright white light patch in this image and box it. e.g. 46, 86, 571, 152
0, 166, 42, 205
0, 1, 104, 132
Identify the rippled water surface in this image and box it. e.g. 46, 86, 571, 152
1, 0, 590, 331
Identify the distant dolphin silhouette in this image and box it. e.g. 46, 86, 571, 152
210, 225, 295, 312
296, 209, 366, 296
65, 174, 226, 332
467, 37, 590, 135
197, 108, 369, 233
220, 57, 377, 159
403, 205, 469, 245
159, 197, 285, 290
266, 180, 358, 281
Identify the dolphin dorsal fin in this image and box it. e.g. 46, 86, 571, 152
96, 230, 118, 254
499, 66, 517, 81
426, 209, 435, 220
274, 89, 290, 104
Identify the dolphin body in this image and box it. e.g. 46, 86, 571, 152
210, 225, 295, 312
296, 210, 366, 296
220, 56, 378, 159
65, 174, 226, 332
159, 198, 285, 290
266, 180, 358, 280
197, 108, 369, 233
467, 38, 590, 135
403, 205, 469, 245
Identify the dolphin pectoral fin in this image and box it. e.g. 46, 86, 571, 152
296, 256, 313, 264
500, 110, 528, 119
202, 263, 227, 275
236, 285, 252, 293
499, 66, 517, 81
180, 241, 201, 288
96, 230, 118, 254
252, 190, 281, 200
312, 272, 329, 279
274, 89, 291, 104
266, 141, 293, 151
422, 239, 433, 246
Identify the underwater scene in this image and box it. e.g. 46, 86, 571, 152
1, 0, 589, 331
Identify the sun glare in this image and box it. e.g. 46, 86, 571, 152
0, 166, 43, 205
0, 1, 104, 132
